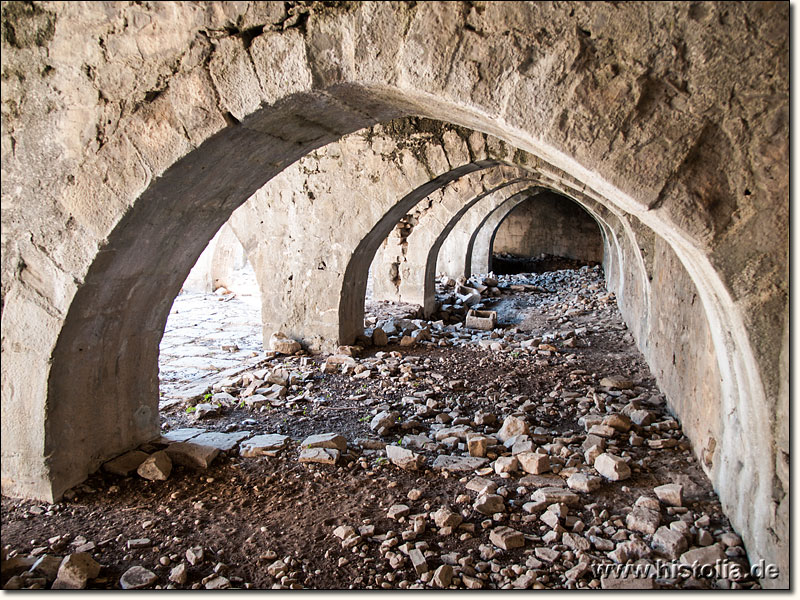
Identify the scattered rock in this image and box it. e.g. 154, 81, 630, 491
493, 456, 518, 474
29, 555, 63, 582
654, 483, 684, 507
52, 553, 101, 589
269, 332, 301, 354
599, 375, 633, 389
594, 453, 631, 481
496, 416, 530, 443
137, 451, 172, 481
298, 447, 339, 465
432, 455, 488, 472
388, 504, 410, 520
385, 445, 425, 470
466, 434, 489, 458
432, 564, 453, 588
432, 506, 462, 529
473, 494, 505, 515
372, 328, 388, 346
680, 543, 726, 566
169, 563, 188, 585
530, 487, 581, 507
626, 507, 661, 534
186, 547, 204, 566
165, 442, 220, 469
652, 526, 689, 559
239, 434, 290, 457
489, 526, 525, 550
566, 472, 601, 492
120, 566, 158, 590
301, 432, 347, 452
370, 411, 399, 434
191, 403, 218, 420
517, 451, 550, 475
409, 549, 428, 575
466, 476, 497, 495
190, 431, 251, 451
601, 574, 655, 589
205, 576, 231, 589
103, 450, 149, 476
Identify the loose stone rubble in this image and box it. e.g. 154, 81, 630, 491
1, 266, 758, 590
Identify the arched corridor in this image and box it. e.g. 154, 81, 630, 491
1, 1, 788, 590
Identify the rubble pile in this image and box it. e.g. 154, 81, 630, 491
2, 267, 754, 590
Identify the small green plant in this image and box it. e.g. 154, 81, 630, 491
374, 457, 388, 466
358, 415, 370, 423
238, 400, 245, 408
185, 406, 196, 413
203, 393, 213, 401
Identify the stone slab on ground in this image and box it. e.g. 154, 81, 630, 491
165, 442, 220, 469
120, 566, 158, 589
159, 428, 206, 443
652, 526, 688, 559
298, 447, 339, 464
240, 434, 290, 457
300, 432, 347, 452
517, 451, 550, 474
432, 455, 489, 471
519, 474, 566, 488
530, 487, 581, 506
103, 451, 149, 476
466, 476, 498, 495
654, 483, 684, 506
190, 431, 251, 451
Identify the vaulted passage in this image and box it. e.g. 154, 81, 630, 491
490, 192, 603, 275
0, 1, 788, 590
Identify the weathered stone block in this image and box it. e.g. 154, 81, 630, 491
103, 450, 148, 476
594, 453, 631, 481
465, 309, 497, 330
137, 451, 172, 481
489, 526, 525, 550
298, 447, 339, 465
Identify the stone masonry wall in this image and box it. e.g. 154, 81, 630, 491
492, 194, 604, 263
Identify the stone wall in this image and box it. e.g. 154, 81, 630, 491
492, 194, 604, 263
182, 223, 247, 293
0, 1, 787, 585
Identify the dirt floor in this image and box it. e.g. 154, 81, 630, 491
1, 266, 757, 590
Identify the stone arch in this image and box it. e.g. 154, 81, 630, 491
370, 167, 531, 305
223, 118, 521, 352
464, 194, 530, 278
411, 185, 539, 315
0, 2, 787, 582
